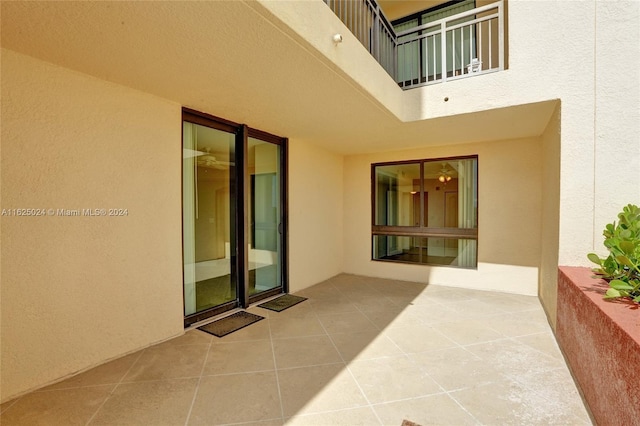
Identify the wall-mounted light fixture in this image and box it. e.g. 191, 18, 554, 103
333, 33, 343, 44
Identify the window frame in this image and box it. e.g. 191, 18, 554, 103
371, 155, 478, 268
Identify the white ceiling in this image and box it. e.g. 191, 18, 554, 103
1, 1, 554, 155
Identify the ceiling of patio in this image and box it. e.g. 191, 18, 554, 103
1, 0, 555, 155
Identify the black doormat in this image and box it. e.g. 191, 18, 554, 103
258, 294, 307, 312
197, 311, 264, 338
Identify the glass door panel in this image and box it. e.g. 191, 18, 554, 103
247, 137, 282, 297
183, 122, 237, 316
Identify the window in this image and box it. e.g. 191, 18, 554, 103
372, 156, 478, 268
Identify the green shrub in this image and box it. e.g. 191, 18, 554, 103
588, 204, 640, 303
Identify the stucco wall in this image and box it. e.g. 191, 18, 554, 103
288, 139, 344, 292
263, 0, 639, 270
343, 136, 542, 295
0, 50, 185, 400
0, 50, 347, 401
539, 103, 561, 328
592, 0, 640, 251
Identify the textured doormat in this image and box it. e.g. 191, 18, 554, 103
258, 294, 307, 312
197, 311, 264, 337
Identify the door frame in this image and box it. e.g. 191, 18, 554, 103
182, 108, 288, 327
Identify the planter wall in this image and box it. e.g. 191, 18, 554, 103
557, 266, 640, 426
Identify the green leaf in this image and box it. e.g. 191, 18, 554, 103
634, 295, 640, 303
605, 288, 622, 299
610, 280, 634, 290
587, 253, 602, 265
619, 241, 635, 255
615, 255, 634, 268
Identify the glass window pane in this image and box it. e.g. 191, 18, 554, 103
373, 235, 416, 261
374, 163, 421, 226
183, 122, 236, 316
422, 158, 477, 228
373, 235, 477, 267
421, 237, 477, 267
247, 137, 281, 296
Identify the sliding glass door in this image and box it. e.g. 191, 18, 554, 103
183, 121, 238, 320
248, 137, 282, 298
182, 110, 287, 326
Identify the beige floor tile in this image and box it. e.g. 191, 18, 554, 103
2, 275, 591, 426
122, 344, 209, 382
327, 274, 368, 287
401, 303, 458, 326
0, 385, 113, 426
317, 311, 378, 334
273, 335, 343, 369
382, 294, 426, 307
511, 367, 591, 423
330, 330, 403, 361
515, 331, 564, 359
383, 325, 457, 354
413, 288, 477, 304
438, 299, 505, 319
434, 320, 504, 345
278, 364, 368, 416
158, 329, 213, 347
308, 298, 359, 315
482, 311, 551, 337
372, 393, 477, 426
89, 378, 198, 425
502, 293, 546, 309
348, 355, 442, 403
236, 420, 283, 426
1, 399, 20, 414
360, 307, 426, 330
296, 284, 340, 301
479, 293, 541, 312
269, 313, 326, 339
44, 352, 141, 390
450, 379, 587, 425
410, 347, 506, 391
204, 340, 274, 375
285, 406, 382, 425
246, 305, 273, 319
237, 420, 284, 426
188, 372, 281, 425
465, 339, 564, 377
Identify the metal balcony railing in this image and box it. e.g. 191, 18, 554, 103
324, 0, 505, 89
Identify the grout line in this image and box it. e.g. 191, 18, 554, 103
0, 397, 22, 414
444, 391, 483, 425
183, 332, 214, 426
313, 305, 384, 426
84, 349, 145, 426
266, 315, 286, 422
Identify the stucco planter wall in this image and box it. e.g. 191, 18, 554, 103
556, 266, 640, 426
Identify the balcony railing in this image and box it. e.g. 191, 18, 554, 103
324, 0, 504, 90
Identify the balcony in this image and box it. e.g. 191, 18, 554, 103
325, 0, 505, 89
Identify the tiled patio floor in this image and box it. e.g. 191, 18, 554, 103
1, 274, 592, 425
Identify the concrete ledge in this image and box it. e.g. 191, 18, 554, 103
557, 266, 640, 426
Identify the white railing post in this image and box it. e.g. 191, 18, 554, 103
440, 24, 447, 83
498, 0, 504, 70
373, 4, 380, 62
